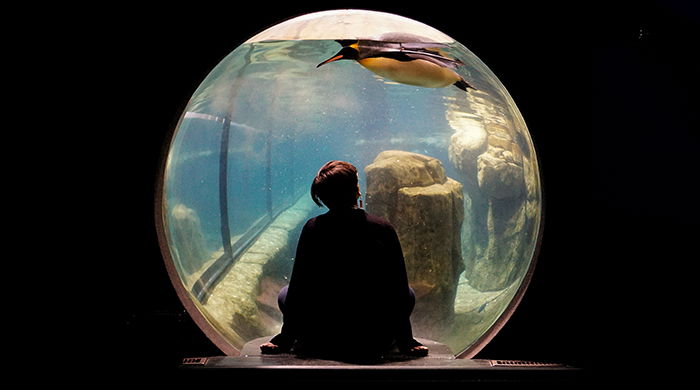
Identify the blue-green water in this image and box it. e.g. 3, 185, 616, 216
161, 39, 541, 356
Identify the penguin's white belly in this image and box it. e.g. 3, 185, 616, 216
358, 57, 460, 88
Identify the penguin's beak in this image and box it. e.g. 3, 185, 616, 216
317, 51, 344, 68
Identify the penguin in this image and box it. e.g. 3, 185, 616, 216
317, 38, 476, 91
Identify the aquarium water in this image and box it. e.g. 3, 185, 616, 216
157, 10, 542, 358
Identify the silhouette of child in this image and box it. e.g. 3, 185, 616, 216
260, 160, 428, 359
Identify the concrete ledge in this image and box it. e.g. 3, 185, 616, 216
179, 349, 581, 383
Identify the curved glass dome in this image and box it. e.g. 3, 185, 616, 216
156, 9, 542, 358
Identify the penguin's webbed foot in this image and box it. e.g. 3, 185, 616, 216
454, 79, 477, 91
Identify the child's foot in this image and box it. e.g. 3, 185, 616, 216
399, 340, 429, 357
405, 345, 429, 357
260, 342, 283, 354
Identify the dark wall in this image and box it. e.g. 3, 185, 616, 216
97, 1, 698, 381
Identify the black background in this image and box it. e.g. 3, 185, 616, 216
85, 0, 698, 382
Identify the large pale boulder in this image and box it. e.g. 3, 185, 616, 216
477, 146, 524, 200
365, 151, 464, 336
448, 120, 488, 183
364, 150, 446, 224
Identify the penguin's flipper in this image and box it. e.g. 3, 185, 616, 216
398, 41, 451, 51
364, 40, 451, 54
454, 78, 477, 91
397, 41, 459, 59
401, 49, 464, 68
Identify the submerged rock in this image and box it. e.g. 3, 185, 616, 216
364, 150, 446, 224
477, 146, 524, 200
448, 119, 487, 183
465, 198, 529, 291
365, 150, 463, 337
446, 90, 540, 292
170, 204, 210, 277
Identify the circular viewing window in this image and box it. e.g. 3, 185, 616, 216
156, 9, 543, 358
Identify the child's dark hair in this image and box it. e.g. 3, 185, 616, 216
311, 161, 359, 209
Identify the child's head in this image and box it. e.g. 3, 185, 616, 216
311, 160, 360, 209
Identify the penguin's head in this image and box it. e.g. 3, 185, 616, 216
317, 40, 360, 68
